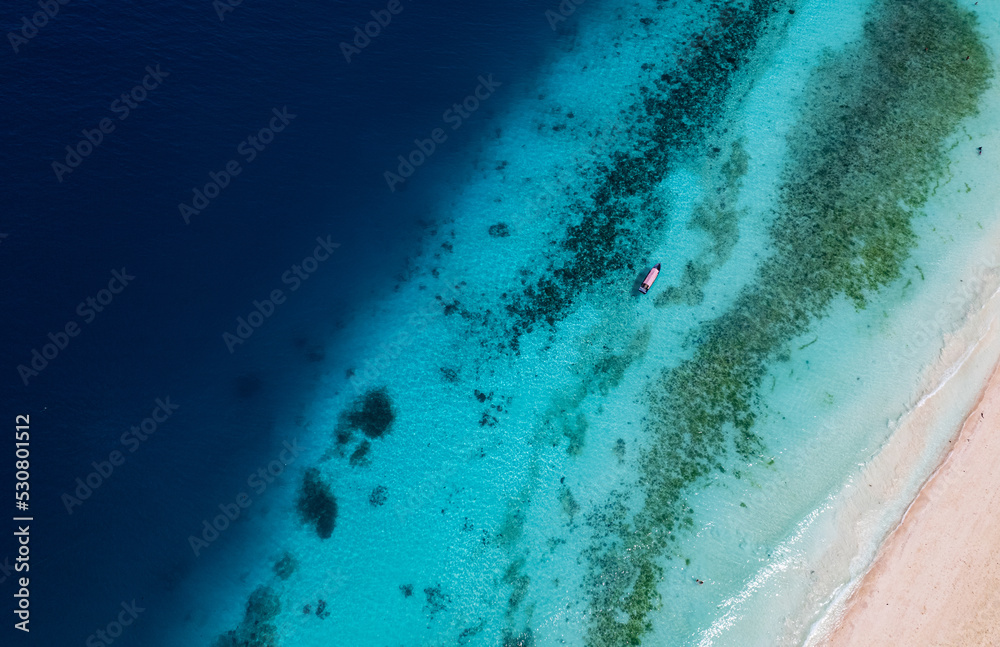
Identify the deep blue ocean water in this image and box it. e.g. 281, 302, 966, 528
0, 2, 556, 644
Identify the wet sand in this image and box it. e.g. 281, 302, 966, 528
820, 353, 1000, 646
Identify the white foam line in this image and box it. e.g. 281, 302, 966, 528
913, 316, 995, 410
695, 256, 1000, 647
696, 506, 825, 646
801, 293, 1000, 646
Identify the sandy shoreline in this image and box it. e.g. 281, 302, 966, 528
818, 349, 1000, 646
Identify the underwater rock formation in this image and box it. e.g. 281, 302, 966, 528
212, 585, 281, 647
368, 484, 388, 507
349, 440, 371, 467
503, 630, 535, 647
489, 222, 511, 237
423, 584, 450, 617
296, 467, 338, 539
271, 551, 296, 581
344, 387, 396, 439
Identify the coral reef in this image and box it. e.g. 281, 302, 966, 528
368, 484, 388, 507
271, 551, 296, 581
295, 467, 337, 539
349, 440, 371, 467
211, 585, 281, 647
585, 1, 992, 644
489, 222, 511, 237
503, 630, 534, 647
344, 387, 395, 439
423, 584, 450, 617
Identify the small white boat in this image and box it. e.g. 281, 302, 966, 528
638, 263, 660, 294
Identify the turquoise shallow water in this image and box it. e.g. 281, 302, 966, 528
160, 0, 1000, 645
